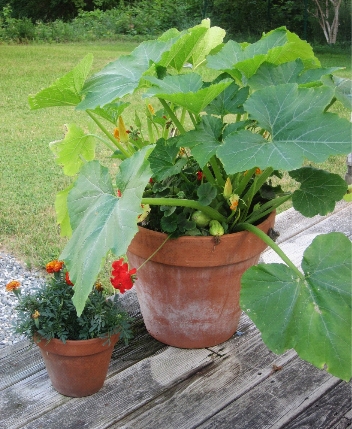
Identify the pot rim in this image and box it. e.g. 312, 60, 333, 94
128, 210, 276, 267
34, 333, 120, 356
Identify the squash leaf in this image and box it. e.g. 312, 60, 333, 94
290, 166, 347, 217
218, 84, 352, 172
60, 147, 153, 316
241, 232, 352, 381
49, 124, 96, 176
29, 54, 93, 109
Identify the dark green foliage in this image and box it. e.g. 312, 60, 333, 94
12, 271, 132, 343
0, 0, 350, 43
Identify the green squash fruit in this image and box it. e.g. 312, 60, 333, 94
209, 220, 224, 236
191, 210, 211, 227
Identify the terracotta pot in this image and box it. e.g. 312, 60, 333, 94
35, 334, 119, 397
127, 211, 275, 348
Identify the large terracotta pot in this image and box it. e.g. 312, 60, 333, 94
127, 211, 275, 348
35, 334, 119, 397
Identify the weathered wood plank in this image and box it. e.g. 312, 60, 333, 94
0, 341, 45, 390
331, 409, 352, 429
283, 380, 352, 429
0, 312, 164, 391
261, 202, 351, 267
0, 314, 254, 429
109, 328, 297, 428
270, 201, 350, 245
17, 347, 216, 429
196, 359, 340, 429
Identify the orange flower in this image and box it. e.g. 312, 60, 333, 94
32, 310, 40, 319
5, 280, 21, 292
255, 168, 262, 175
229, 194, 239, 211
113, 128, 120, 140
230, 200, 238, 211
95, 282, 104, 292
46, 260, 64, 273
178, 147, 186, 156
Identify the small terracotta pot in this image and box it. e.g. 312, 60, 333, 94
35, 334, 119, 397
127, 211, 275, 348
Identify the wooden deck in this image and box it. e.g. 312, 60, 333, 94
1, 202, 351, 429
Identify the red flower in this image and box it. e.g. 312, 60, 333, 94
65, 271, 74, 286
117, 189, 122, 197
196, 171, 204, 181
110, 258, 137, 294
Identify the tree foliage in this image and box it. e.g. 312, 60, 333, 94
0, 0, 350, 43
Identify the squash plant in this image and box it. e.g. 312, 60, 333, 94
29, 20, 351, 381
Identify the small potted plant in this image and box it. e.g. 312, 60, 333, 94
29, 21, 351, 381
5, 260, 133, 397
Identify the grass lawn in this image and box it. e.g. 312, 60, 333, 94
0, 41, 351, 270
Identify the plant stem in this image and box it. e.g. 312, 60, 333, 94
90, 134, 121, 153
209, 156, 225, 186
147, 116, 155, 143
202, 164, 216, 185
141, 197, 227, 223
87, 111, 131, 158
235, 222, 305, 280
137, 234, 172, 271
158, 99, 186, 134
188, 112, 198, 127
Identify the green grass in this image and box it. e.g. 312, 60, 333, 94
0, 42, 350, 269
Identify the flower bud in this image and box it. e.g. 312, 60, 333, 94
209, 220, 224, 236
118, 116, 129, 143
223, 177, 232, 199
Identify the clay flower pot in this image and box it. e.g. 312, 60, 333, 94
35, 334, 119, 397
127, 211, 275, 348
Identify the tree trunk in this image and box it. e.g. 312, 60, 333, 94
311, 0, 342, 44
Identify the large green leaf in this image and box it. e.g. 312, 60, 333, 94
241, 232, 352, 381
206, 39, 245, 72
149, 137, 187, 181
248, 59, 340, 90
28, 54, 93, 109
265, 35, 320, 69
177, 115, 223, 167
189, 21, 225, 69
205, 82, 249, 116
78, 39, 173, 110
290, 167, 347, 217
89, 101, 130, 124
49, 124, 96, 176
158, 25, 208, 71
207, 27, 287, 71
144, 74, 232, 115
207, 27, 319, 82
322, 75, 352, 110
60, 147, 153, 315
218, 84, 352, 172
